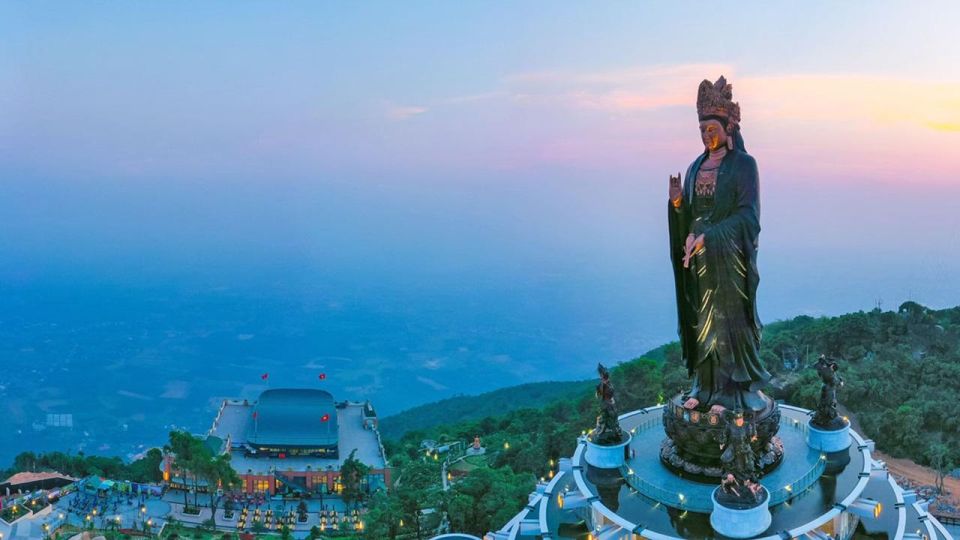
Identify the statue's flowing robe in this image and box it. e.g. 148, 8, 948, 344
668, 148, 770, 410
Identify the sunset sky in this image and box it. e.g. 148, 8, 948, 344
2, 1, 959, 371
3, 1, 958, 179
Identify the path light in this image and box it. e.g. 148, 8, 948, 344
504, 441, 510, 450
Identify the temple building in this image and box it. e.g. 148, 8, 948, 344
164, 388, 391, 496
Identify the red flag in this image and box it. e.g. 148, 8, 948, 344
252, 411, 258, 419
261, 373, 269, 380
320, 413, 330, 422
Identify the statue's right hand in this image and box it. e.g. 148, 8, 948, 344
669, 172, 682, 206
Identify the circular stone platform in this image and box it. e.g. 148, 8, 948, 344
538, 403, 873, 540
623, 405, 830, 514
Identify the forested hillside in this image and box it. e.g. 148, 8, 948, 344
378, 380, 593, 440
4, 303, 957, 539
388, 302, 960, 468
370, 303, 960, 537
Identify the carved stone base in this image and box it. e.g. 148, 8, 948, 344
710, 486, 771, 539
660, 392, 783, 478
806, 419, 851, 453
811, 413, 848, 431
660, 436, 783, 480
585, 433, 632, 469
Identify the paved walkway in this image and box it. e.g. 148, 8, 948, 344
9, 485, 364, 540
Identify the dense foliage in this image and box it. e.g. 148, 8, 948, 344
3, 303, 957, 538
375, 303, 960, 537
773, 303, 960, 467
2, 448, 163, 483
378, 380, 593, 439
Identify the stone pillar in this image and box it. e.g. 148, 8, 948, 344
710, 487, 772, 539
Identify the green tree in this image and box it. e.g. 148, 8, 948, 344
340, 449, 371, 505
364, 491, 402, 540
166, 431, 198, 509
128, 448, 164, 483
445, 466, 534, 536
205, 454, 241, 528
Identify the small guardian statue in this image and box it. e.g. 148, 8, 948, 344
593, 363, 624, 445
719, 409, 758, 484
715, 408, 767, 506
811, 355, 847, 429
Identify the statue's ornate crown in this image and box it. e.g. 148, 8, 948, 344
697, 76, 740, 127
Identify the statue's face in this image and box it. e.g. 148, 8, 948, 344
699, 119, 727, 152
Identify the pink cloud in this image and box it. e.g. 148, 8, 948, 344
428, 65, 960, 180
386, 103, 428, 121
501, 63, 736, 113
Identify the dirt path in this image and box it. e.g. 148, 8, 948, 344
838, 405, 960, 516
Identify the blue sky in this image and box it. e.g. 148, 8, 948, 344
1, 1, 959, 373
4, 1, 958, 179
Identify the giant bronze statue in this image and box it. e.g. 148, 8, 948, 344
660, 76, 782, 478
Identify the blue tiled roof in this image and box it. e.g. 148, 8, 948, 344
246, 389, 338, 448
